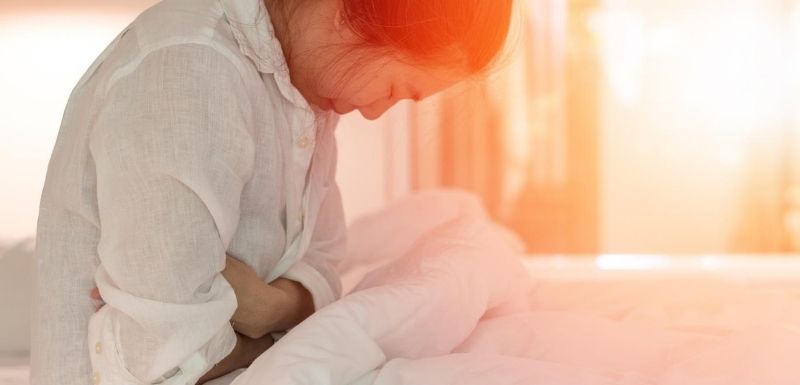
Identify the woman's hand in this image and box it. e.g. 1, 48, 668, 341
221, 254, 286, 339
222, 255, 315, 337
266, 276, 315, 332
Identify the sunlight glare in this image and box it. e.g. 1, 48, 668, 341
0, 12, 135, 242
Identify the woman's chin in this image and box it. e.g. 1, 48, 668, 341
334, 106, 356, 115
313, 98, 333, 111
329, 100, 356, 115
312, 97, 356, 115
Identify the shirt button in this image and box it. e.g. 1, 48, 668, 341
94, 342, 102, 354
296, 135, 311, 149
92, 372, 101, 384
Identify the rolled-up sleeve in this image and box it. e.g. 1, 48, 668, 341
281, 135, 346, 312
87, 43, 256, 384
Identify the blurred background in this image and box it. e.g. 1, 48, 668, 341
1, 0, 800, 365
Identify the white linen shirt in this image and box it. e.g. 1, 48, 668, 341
30, 0, 346, 384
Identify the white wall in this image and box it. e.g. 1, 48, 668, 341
595, 0, 793, 253
0, 10, 142, 243
335, 104, 412, 225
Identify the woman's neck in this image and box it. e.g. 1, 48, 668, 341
262, 0, 296, 66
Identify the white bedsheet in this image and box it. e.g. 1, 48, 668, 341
13, 190, 800, 385
221, 190, 800, 385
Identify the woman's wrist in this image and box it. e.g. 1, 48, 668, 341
223, 253, 314, 337
246, 280, 288, 336
234, 272, 314, 338
268, 278, 314, 331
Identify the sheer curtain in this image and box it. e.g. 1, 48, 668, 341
722, 1, 799, 252
408, 0, 600, 253
407, 0, 800, 254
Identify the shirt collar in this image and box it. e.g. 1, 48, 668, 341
219, 0, 313, 111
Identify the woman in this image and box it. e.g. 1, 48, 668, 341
30, 0, 513, 384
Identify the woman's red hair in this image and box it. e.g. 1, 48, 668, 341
340, 0, 514, 73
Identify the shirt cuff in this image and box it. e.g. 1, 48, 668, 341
87, 306, 238, 385
280, 260, 339, 311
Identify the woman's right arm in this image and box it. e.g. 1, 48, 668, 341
88, 43, 257, 385
89, 292, 275, 385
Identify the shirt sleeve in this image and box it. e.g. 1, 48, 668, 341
280, 133, 347, 312
87, 43, 256, 385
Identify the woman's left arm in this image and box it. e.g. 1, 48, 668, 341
210, 124, 348, 338
219, 256, 316, 338
222, 179, 347, 338
264, 129, 348, 332
279, 179, 347, 315
278, 125, 348, 316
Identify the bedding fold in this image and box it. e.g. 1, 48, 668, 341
226, 190, 800, 385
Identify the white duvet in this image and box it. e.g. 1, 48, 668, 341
222, 190, 800, 385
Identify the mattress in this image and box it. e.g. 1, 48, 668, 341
524, 254, 800, 283
0, 359, 27, 385
8, 255, 800, 385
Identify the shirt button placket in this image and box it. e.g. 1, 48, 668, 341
92, 371, 101, 385
296, 125, 313, 227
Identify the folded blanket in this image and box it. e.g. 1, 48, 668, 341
228, 190, 800, 385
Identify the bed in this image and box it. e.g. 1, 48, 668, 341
4, 254, 800, 385
6, 191, 800, 384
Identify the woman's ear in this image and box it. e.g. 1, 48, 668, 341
333, 8, 356, 40
334, 9, 345, 31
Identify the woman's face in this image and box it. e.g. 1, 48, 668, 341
316, 53, 467, 120
294, 48, 468, 120
281, 0, 469, 120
